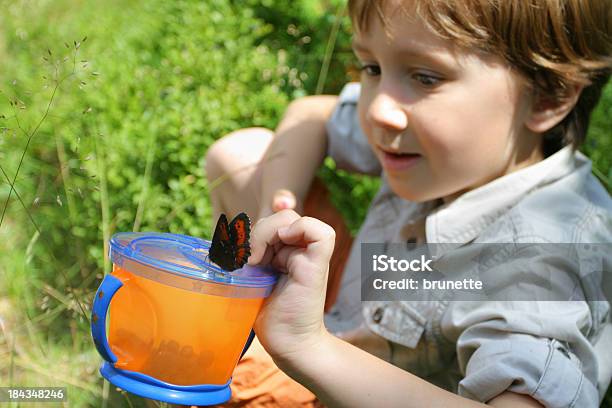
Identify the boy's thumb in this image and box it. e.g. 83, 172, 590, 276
272, 189, 297, 212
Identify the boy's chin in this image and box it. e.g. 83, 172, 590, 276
386, 178, 447, 203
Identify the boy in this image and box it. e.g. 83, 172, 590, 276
206, 0, 611, 406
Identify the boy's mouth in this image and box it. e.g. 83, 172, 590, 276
379, 150, 422, 171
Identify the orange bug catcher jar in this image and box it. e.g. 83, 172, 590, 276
91, 232, 278, 406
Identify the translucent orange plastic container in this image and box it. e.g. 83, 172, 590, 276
91, 232, 278, 406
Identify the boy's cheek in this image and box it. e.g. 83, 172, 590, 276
361, 125, 380, 155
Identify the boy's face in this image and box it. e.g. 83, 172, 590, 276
353, 4, 542, 203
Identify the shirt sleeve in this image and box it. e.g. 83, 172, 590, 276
326, 82, 382, 176
445, 301, 601, 408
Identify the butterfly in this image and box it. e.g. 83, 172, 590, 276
209, 212, 251, 271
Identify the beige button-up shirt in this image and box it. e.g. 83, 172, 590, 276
324, 83, 612, 407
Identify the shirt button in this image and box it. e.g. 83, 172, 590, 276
372, 307, 384, 323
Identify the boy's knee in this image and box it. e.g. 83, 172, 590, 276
205, 128, 273, 181
204, 139, 226, 182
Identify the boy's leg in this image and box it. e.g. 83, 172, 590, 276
205, 127, 274, 222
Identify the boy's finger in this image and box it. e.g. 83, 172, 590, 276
272, 189, 296, 212
277, 216, 336, 265
248, 209, 300, 265
260, 240, 285, 267
271, 245, 293, 271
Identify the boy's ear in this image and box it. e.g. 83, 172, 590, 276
525, 84, 584, 133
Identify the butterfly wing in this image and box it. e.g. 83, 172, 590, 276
229, 212, 251, 270
209, 213, 235, 271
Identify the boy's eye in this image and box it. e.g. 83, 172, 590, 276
359, 64, 381, 77
412, 73, 441, 87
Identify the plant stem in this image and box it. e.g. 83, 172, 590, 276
0, 164, 40, 233
55, 134, 88, 276
315, 2, 345, 95
133, 129, 158, 232
94, 127, 111, 274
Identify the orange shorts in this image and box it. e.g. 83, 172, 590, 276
219, 338, 323, 408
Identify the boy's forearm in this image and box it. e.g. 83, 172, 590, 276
259, 95, 338, 216
277, 332, 482, 408
277, 331, 537, 408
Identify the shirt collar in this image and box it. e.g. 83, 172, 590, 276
425, 146, 588, 248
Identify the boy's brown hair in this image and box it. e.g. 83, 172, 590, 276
348, 0, 612, 156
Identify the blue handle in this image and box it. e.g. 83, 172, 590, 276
91, 274, 124, 363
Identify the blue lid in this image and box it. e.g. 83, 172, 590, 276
109, 232, 278, 292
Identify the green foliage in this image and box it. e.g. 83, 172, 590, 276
1, 0, 295, 276
241, 0, 356, 95
0, 1, 343, 405
584, 81, 612, 190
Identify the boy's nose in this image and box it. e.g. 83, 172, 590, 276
366, 92, 408, 131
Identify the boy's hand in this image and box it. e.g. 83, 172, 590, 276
248, 209, 335, 366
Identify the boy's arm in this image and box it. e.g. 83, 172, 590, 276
278, 331, 543, 408
258, 95, 338, 218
